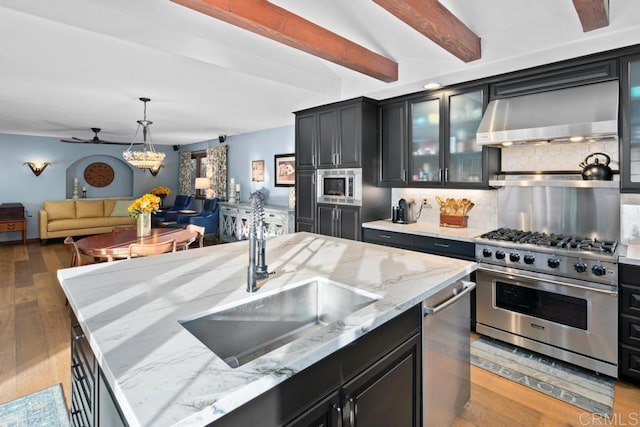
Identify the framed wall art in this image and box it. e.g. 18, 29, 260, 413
274, 153, 295, 187
251, 160, 265, 182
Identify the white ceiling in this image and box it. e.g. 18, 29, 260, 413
1, 0, 640, 146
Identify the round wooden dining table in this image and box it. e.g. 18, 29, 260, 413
75, 227, 196, 261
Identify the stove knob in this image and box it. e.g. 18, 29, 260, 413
495, 250, 505, 260
574, 261, 588, 273
509, 253, 520, 262
482, 248, 492, 258
524, 255, 535, 265
592, 264, 607, 276
548, 257, 561, 268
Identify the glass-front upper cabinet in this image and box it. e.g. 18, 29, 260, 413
622, 55, 640, 191
445, 88, 485, 184
409, 95, 441, 184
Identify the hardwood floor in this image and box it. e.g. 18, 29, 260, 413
1, 239, 639, 426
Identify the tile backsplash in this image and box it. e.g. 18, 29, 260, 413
501, 140, 619, 172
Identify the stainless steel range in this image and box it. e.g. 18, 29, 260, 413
475, 227, 619, 377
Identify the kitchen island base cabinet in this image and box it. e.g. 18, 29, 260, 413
213, 305, 421, 427
70, 324, 126, 427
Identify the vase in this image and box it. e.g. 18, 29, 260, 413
137, 212, 151, 237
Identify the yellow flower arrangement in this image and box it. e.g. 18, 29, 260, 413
128, 194, 161, 218
149, 186, 172, 198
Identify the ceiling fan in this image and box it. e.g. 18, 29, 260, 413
60, 127, 131, 145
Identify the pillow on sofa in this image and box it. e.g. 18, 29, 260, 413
76, 200, 104, 218
44, 200, 75, 220
110, 200, 131, 217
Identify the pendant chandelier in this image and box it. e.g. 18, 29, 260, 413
123, 97, 166, 169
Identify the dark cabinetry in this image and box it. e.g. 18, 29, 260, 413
316, 105, 361, 168
214, 305, 421, 427
295, 170, 317, 232
621, 54, 640, 191
379, 100, 408, 186
70, 324, 126, 427
317, 204, 360, 241
378, 85, 499, 188
362, 228, 475, 261
295, 98, 390, 239
490, 59, 617, 98
295, 97, 376, 170
620, 263, 640, 384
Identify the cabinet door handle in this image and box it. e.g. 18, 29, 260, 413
439, 168, 443, 181
312, 154, 316, 167
71, 324, 85, 340
444, 167, 449, 182
347, 397, 356, 427
333, 403, 343, 427
312, 172, 316, 185
402, 169, 406, 181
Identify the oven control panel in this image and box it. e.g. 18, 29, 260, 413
475, 243, 618, 285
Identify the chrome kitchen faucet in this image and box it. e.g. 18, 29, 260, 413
247, 191, 271, 292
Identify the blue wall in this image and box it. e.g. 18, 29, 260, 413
182, 125, 295, 207
0, 125, 295, 243
0, 133, 178, 242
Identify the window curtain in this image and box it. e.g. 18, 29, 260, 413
178, 151, 192, 195
206, 145, 228, 200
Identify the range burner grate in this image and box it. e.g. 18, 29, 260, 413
480, 228, 617, 254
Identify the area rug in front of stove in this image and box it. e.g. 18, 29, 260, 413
471, 336, 614, 418
0, 383, 70, 426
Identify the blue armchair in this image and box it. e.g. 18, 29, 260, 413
176, 198, 220, 236
152, 194, 195, 225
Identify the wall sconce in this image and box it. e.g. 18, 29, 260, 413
148, 165, 164, 176
24, 161, 51, 176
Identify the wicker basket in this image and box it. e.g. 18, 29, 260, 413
440, 214, 468, 228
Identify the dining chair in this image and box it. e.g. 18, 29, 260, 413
64, 236, 92, 267
183, 224, 205, 249
127, 239, 177, 259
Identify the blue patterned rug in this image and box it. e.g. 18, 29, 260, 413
471, 337, 615, 418
0, 384, 70, 426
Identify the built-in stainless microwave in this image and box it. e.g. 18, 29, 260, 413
317, 168, 362, 206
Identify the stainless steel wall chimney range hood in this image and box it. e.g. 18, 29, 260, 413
476, 80, 619, 146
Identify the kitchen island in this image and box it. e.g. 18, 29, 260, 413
58, 232, 476, 426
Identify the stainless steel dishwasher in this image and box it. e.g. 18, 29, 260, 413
422, 279, 475, 427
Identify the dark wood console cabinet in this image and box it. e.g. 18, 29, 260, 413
0, 203, 26, 244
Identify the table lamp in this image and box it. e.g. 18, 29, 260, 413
195, 177, 211, 209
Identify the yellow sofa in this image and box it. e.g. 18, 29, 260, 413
39, 199, 135, 243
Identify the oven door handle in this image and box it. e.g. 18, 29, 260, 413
478, 265, 617, 295
423, 280, 476, 315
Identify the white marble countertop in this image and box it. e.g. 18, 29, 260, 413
362, 219, 491, 242
618, 243, 640, 266
57, 232, 476, 426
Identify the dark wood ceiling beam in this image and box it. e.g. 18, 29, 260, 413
572, 0, 609, 32
171, 0, 398, 82
372, 0, 480, 63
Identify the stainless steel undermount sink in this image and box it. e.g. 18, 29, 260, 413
179, 277, 380, 368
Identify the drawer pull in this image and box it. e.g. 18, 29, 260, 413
379, 234, 392, 239
434, 242, 450, 248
